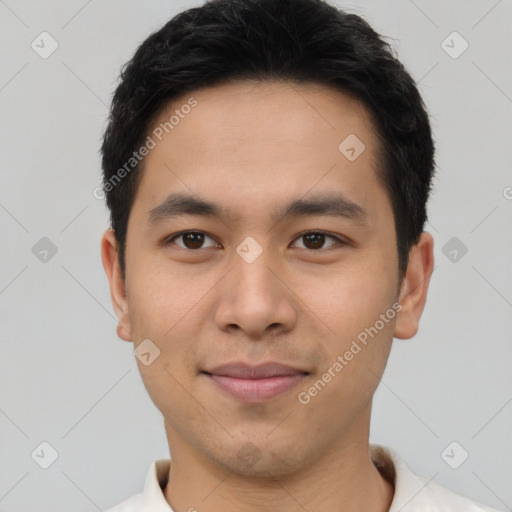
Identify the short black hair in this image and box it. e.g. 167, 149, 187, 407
100, 0, 436, 284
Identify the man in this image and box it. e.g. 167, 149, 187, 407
100, 0, 501, 510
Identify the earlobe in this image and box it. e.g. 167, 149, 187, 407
116, 322, 132, 342
393, 232, 435, 340
101, 229, 133, 342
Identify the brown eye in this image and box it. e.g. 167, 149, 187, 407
165, 230, 344, 252
292, 232, 342, 251
303, 233, 325, 250
167, 232, 217, 250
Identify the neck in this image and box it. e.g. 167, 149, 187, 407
163, 404, 394, 512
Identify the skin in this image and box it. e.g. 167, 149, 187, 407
102, 80, 434, 512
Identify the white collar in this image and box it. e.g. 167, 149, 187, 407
107, 443, 499, 511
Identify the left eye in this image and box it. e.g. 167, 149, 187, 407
292, 232, 343, 250
165, 231, 344, 251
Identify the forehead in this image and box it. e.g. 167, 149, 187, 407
152, 79, 378, 150
132, 79, 388, 225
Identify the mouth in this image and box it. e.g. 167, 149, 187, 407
201, 362, 310, 403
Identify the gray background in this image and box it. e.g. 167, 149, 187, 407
0, 0, 511, 510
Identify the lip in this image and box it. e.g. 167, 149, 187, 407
203, 373, 308, 403
202, 361, 309, 403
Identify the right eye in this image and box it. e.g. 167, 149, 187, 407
165, 231, 220, 250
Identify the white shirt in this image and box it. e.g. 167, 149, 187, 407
105, 444, 501, 511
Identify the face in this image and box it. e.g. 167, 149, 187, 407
102, 80, 433, 477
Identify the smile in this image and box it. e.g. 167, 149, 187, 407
202, 372, 309, 403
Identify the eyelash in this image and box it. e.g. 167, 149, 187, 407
164, 230, 347, 252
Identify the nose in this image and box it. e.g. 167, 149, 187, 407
212, 241, 298, 340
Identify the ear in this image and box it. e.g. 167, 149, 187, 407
101, 228, 133, 342
394, 232, 434, 340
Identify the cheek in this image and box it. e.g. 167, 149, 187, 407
306, 281, 396, 416
127, 260, 211, 361
127, 260, 204, 335
311, 262, 397, 336
309, 263, 397, 399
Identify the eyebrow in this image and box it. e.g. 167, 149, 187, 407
147, 191, 368, 226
